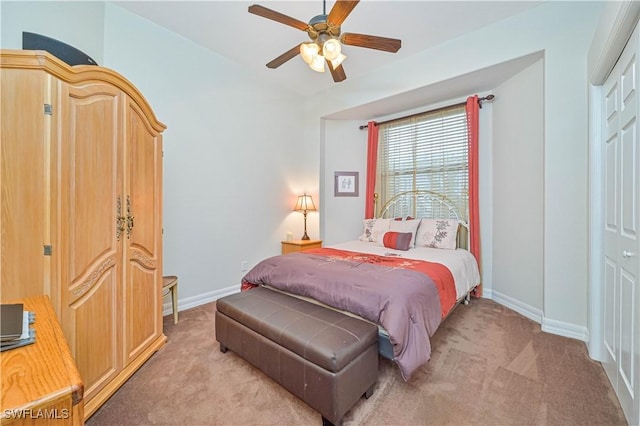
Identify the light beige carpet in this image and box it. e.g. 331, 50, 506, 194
87, 298, 627, 425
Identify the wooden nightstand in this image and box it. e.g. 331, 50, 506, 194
281, 239, 322, 254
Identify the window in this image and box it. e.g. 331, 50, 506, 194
375, 104, 468, 220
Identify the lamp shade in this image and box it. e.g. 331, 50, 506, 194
309, 54, 325, 73
329, 52, 346, 68
322, 38, 342, 61
294, 194, 317, 212
300, 42, 319, 64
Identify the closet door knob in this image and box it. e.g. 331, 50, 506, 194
622, 250, 636, 258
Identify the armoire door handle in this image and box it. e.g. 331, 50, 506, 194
116, 196, 126, 241
126, 195, 134, 239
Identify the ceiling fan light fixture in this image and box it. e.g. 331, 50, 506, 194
249, 0, 402, 83
300, 42, 319, 65
309, 54, 325, 72
322, 38, 342, 61
330, 52, 346, 68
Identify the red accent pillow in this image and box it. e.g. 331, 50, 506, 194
382, 232, 413, 251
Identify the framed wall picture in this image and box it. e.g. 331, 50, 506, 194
334, 171, 359, 197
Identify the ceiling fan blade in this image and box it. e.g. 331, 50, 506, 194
266, 44, 303, 69
327, 0, 360, 26
341, 33, 401, 53
327, 60, 347, 82
248, 5, 309, 31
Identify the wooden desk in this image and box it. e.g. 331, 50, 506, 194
1, 295, 84, 425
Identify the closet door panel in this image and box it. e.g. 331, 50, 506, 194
619, 270, 635, 391
603, 79, 620, 381
603, 258, 618, 366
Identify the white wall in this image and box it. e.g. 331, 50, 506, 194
491, 59, 544, 315
322, 120, 367, 245
0, 1, 105, 62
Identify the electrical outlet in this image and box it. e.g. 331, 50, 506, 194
240, 261, 249, 272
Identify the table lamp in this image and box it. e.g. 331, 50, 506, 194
293, 194, 317, 240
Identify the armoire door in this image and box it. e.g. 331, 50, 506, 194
0, 68, 58, 304
123, 99, 163, 364
602, 22, 640, 426
59, 81, 124, 401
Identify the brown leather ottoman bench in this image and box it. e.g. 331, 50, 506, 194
215, 286, 379, 426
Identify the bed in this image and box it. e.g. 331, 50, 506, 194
241, 190, 481, 381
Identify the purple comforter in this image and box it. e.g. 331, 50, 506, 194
241, 250, 444, 381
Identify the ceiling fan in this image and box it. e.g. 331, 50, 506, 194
248, 0, 401, 83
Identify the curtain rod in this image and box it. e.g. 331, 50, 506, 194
358, 94, 495, 130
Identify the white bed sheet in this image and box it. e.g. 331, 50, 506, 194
328, 240, 481, 301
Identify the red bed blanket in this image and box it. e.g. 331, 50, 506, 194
240, 248, 456, 381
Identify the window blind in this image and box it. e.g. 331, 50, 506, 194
376, 104, 468, 220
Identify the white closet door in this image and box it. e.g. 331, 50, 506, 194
602, 22, 640, 426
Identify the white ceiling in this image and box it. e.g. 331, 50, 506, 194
111, 0, 544, 97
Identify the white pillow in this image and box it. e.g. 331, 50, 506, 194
389, 218, 420, 248
415, 218, 458, 249
359, 218, 391, 244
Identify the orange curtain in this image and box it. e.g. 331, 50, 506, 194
365, 121, 379, 219
466, 96, 481, 296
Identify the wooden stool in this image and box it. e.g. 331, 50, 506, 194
162, 275, 179, 324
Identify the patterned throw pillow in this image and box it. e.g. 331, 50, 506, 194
382, 232, 413, 251
415, 219, 458, 249
359, 218, 392, 244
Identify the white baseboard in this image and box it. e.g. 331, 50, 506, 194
541, 317, 590, 342
162, 283, 239, 316
488, 289, 589, 343
489, 289, 543, 324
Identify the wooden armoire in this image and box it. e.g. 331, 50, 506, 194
0, 49, 167, 419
